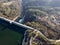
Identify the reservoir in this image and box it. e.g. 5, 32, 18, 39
0, 21, 25, 45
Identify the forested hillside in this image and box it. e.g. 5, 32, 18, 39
22, 0, 60, 45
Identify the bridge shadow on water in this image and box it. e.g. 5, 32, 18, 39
0, 19, 27, 34
0, 19, 28, 45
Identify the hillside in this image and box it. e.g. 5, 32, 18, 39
21, 0, 60, 45
0, 0, 21, 20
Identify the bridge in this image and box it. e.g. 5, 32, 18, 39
0, 17, 34, 33
0, 17, 60, 45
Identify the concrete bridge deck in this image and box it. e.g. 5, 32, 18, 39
0, 17, 35, 33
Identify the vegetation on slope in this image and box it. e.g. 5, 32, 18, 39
0, 1, 19, 20
22, 6, 60, 45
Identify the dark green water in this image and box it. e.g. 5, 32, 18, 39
0, 24, 23, 45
